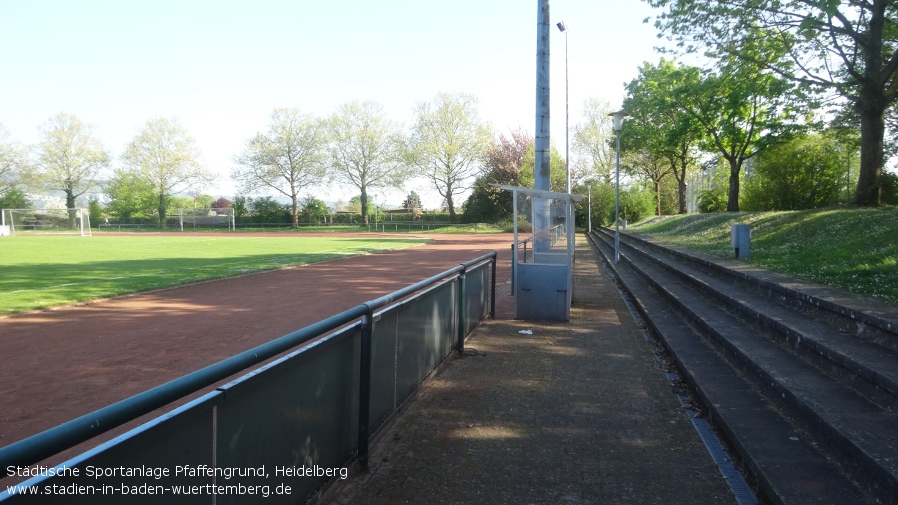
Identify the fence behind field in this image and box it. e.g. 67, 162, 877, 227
0, 252, 497, 504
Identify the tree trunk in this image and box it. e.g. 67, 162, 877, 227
654, 180, 661, 216
677, 160, 688, 214
158, 193, 167, 227
447, 194, 457, 223
360, 186, 368, 223
855, 93, 886, 206
290, 196, 299, 227
855, 1, 887, 206
727, 158, 740, 212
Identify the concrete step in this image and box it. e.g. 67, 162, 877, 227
589, 229, 896, 504
621, 232, 898, 352
618, 232, 898, 412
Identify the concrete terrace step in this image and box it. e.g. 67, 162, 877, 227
589, 229, 897, 504
618, 232, 898, 412
621, 232, 898, 352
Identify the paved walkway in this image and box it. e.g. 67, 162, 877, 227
318, 237, 737, 505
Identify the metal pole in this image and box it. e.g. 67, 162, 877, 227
457, 267, 467, 355
614, 131, 621, 264
534, 0, 551, 253
587, 183, 592, 232
564, 27, 570, 195
358, 310, 373, 467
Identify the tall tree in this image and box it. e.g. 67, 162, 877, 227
233, 108, 327, 227
626, 148, 672, 216
463, 130, 532, 224
0, 124, 26, 199
326, 101, 407, 224
30, 112, 109, 209
104, 167, 158, 221
647, 0, 898, 206
624, 60, 704, 214
121, 117, 212, 226
402, 191, 422, 211
670, 60, 800, 211
405, 92, 493, 223
572, 98, 616, 185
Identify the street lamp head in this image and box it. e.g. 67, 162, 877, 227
557, 21, 568, 32
608, 110, 629, 132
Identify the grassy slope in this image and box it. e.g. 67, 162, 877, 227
628, 207, 898, 305
0, 235, 428, 315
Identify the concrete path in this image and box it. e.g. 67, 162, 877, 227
317, 237, 736, 505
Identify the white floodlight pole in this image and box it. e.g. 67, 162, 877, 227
534, 0, 551, 253
609, 110, 628, 264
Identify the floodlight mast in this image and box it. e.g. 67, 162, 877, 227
534, 0, 551, 252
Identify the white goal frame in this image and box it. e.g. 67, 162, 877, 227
178, 207, 235, 231
1, 208, 92, 236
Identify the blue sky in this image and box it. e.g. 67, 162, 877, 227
1, 0, 662, 207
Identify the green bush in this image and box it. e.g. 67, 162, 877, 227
698, 188, 728, 213
881, 172, 898, 205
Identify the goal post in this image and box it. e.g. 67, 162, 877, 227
178, 207, 235, 231
1, 208, 92, 236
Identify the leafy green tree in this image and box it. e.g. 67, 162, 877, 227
327, 100, 406, 225
194, 194, 215, 208
347, 195, 375, 217
300, 196, 330, 223
232, 196, 249, 221
647, 0, 898, 206
250, 196, 290, 224
104, 168, 158, 221
742, 134, 847, 210
624, 148, 671, 217
30, 112, 109, 209
669, 60, 801, 211
572, 98, 616, 185
575, 181, 616, 228
402, 191, 422, 211
88, 198, 102, 227
167, 196, 195, 217
0, 187, 30, 209
614, 185, 657, 224
405, 92, 493, 223
233, 108, 327, 227
623, 59, 704, 213
121, 117, 212, 226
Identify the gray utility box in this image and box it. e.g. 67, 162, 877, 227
731, 224, 751, 259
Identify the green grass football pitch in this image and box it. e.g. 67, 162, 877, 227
0, 235, 429, 315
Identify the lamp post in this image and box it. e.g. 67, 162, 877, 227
609, 110, 628, 264
587, 183, 592, 232
557, 21, 570, 194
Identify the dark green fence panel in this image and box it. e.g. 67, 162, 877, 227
214, 325, 361, 505
2, 393, 220, 504
395, 280, 458, 405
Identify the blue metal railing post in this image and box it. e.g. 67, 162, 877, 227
456, 265, 467, 355
510, 243, 516, 293
490, 254, 497, 318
